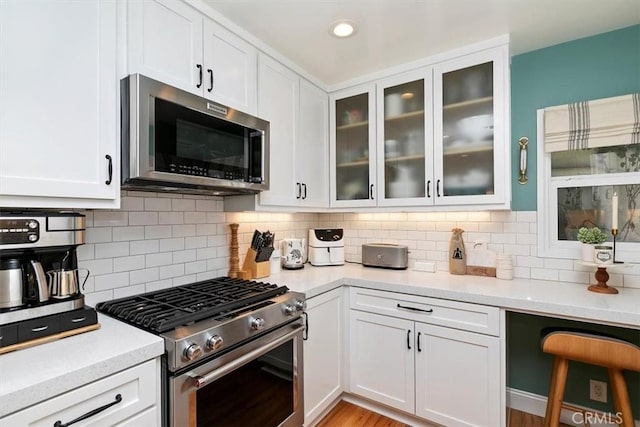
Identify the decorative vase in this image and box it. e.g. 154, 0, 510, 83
581, 243, 594, 263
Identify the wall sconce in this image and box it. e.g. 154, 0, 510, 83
518, 137, 528, 185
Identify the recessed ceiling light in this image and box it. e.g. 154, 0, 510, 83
330, 20, 356, 38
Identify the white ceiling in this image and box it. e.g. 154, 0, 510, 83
202, 0, 640, 86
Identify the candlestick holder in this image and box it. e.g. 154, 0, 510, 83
611, 228, 623, 264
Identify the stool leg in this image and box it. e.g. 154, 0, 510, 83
608, 368, 633, 427
544, 357, 569, 427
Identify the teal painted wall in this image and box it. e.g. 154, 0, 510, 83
508, 25, 640, 415
510, 24, 640, 211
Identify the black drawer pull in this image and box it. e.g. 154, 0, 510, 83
71, 317, 86, 323
417, 332, 422, 352
54, 394, 122, 427
105, 154, 113, 185
31, 326, 48, 332
370, 184, 374, 199
436, 179, 441, 197
296, 182, 301, 199
207, 68, 213, 92
302, 183, 307, 199
427, 180, 431, 198
406, 329, 411, 350
397, 303, 433, 314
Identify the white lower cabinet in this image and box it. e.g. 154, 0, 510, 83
303, 288, 344, 426
0, 359, 160, 426
349, 287, 503, 427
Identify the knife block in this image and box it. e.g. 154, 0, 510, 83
242, 248, 270, 279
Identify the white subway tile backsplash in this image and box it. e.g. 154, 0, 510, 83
145, 251, 172, 267
113, 255, 145, 272
94, 272, 130, 291
93, 212, 128, 227
78, 194, 638, 304
145, 198, 172, 211
86, 227, 112, 244
129, 212, 158, 226
145, 225, 172, 239
94, 242, 129, 259
130, 239, 160, 255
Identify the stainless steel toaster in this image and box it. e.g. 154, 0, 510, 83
362, 243, 408, 269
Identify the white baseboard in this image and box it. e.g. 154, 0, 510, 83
507, 387, 640, 427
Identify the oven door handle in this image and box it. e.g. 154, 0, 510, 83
189, 324, 303, 389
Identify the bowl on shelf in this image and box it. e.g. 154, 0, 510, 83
457, 114, 493, 142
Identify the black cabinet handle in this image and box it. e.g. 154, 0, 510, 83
54, 394, 122, 427
302, 312, 309, 341
436, 179, 441, 197
105, 154, 113, 185
370, 184, 374, 199
397, 303, 433, 314
296, 182, 301, 199
427, 180, 431, 198
207, 69, 213, 92
302, 183, 307, 199
417, 332, 422, 352
407, 329, 411, 350
196, 64, 203, 88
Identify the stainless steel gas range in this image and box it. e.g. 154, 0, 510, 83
96, 277, 306, 427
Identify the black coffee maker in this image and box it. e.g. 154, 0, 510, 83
0, 212, 97, 349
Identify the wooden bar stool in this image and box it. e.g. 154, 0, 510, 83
541, 329, 640, 427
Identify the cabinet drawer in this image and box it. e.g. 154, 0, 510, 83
349, 287, 500, 336
0, 323, 18, 347
0, 359, 158, 426
59, 307, 98, 332
18, 315, 61, 341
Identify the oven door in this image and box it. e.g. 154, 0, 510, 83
170, 322, 304, 427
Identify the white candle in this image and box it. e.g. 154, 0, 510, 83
612, 192, 618, 230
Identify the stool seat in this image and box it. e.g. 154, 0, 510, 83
541, 329, 640, 427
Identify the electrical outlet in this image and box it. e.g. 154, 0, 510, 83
589, 379, 607, 403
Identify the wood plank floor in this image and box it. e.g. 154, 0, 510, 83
316, 401, 570, 427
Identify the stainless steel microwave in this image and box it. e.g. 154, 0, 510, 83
121, 74, 269, 195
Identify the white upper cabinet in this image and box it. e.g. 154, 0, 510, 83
257, 54, 299, 207
329, 43, 510, 210
128, 0, 257, 115
433, 46, 510, 207
297, 78, 329, 208
0, 0, 119, 209
376, 68, 434, 206
240, 54, 328, 209
202, 19, 258, 115
330, 84, 377, 208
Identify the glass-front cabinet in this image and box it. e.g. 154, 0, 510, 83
329, 45, 509, 209
433, 48, 508, 206
330, 84, 377, 207
376, 69, 432, 206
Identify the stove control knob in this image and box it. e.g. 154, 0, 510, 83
184, 343, 202, 361
295, 300, 307, 311
206, 335, 224, 351
250, 317, 265, 331
284, 304, 296, 316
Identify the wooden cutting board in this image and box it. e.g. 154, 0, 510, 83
466, 242, 497, 277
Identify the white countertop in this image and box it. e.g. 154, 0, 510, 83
267, 263, 640, 329
0, 313, 164, 418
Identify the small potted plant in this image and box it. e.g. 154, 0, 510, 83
577, 226, 608, 262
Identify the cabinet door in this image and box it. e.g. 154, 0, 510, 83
203, 18, 257, 115
330, 84, 377, 207
376, 68, 434, 206
128, 0, 203, 95
415, 323, 501, 427
304, 288, 343, 425
257, 54, 299, 206
298, 79, 329, 208
433, 47, 509, 206
0, 0, 118, 208
349, 310, 415, 413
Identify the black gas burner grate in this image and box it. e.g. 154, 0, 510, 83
96, 277, 288, 333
